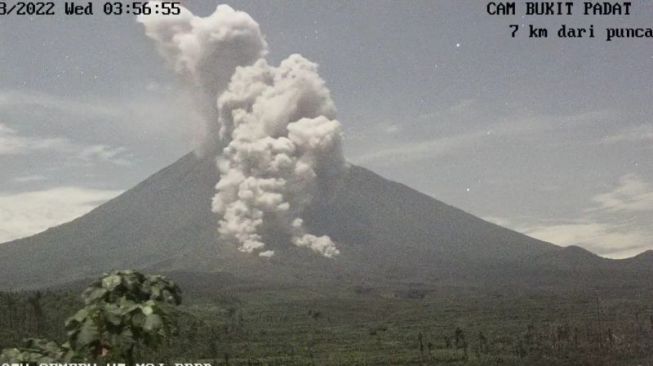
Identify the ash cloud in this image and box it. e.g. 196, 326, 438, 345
138, 3, 268, 155
140, 3, 346, 258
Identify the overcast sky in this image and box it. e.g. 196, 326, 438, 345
0, 1, 651, 258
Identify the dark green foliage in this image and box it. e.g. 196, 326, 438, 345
0, 338, 70, 364
1, 271, 182, 365
80, 270, 182, 306
66, 270, 182, 363
0, 290, 80, 348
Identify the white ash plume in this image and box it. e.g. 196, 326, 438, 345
140, 3, 345, 258
212, 56, 345, 258
137, 2, 268, 155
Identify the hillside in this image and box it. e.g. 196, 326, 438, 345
0, 153, 649, 290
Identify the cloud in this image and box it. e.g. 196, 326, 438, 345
600, 124, 653, 145
0, 90, 120, 119
485, 174, 653, 259
382, 124, 401, 134
0, 187, 122, 244
0, 122, 132, 165
0, 122, 72, 155
79, 145, 132, 166
12, 175, 47, 183
590, 174, 653, 213
484, 216, 651, 259
352, 130, 486, 165
0, 87, 210, 158
522, 221, 650, 259
352, 107, 615, 166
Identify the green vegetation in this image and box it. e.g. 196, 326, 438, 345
0, 270, 182, 365
1, 276, 652, 365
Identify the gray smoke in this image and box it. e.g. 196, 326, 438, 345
138, 2, 268, 155
140, 4, 346, 258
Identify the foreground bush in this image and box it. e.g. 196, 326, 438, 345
0, 270, 182, 365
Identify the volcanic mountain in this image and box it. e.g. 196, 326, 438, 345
0, 153, 650, 290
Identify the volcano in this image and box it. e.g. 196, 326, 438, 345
0, 153, 650, 290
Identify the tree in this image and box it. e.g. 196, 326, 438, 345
454, 327, 468, 360
1, 270, 182, 366
27, 291, 44, 334
478, 331, 488, 354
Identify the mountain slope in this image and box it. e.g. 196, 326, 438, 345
0, 153, 647, 290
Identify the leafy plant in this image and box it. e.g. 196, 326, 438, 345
0, 338, 71, 364
1, 270, 182, 366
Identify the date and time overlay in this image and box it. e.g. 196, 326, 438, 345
0, 1, 180, 16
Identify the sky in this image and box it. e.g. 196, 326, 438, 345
0, 0, 651, 258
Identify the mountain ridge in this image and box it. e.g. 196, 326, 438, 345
0, 152, 650, 290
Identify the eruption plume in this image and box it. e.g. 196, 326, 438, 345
138, 3, 268, 155
140, 3, 346, 258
